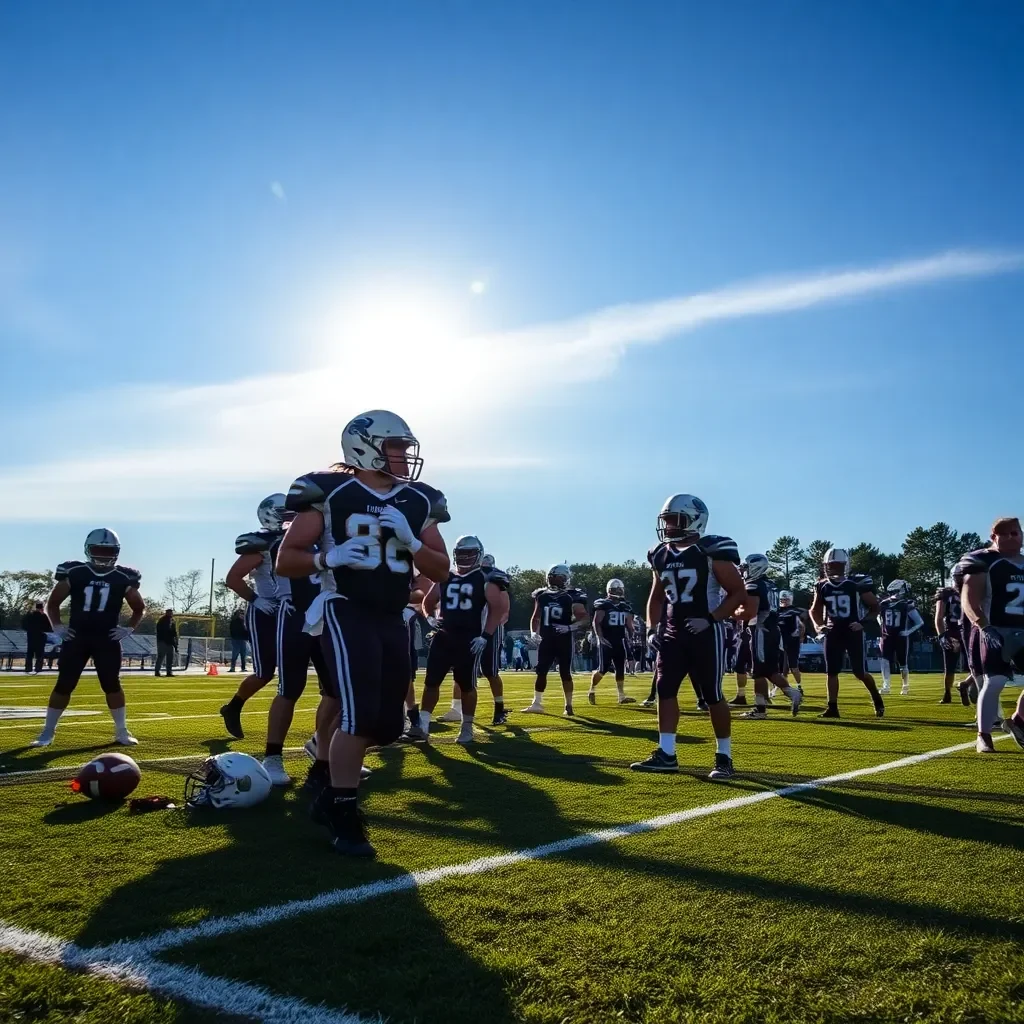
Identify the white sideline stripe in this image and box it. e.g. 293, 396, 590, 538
0, 921, 371, 1024
105, 736, 999, 957
0, 708, 317, 731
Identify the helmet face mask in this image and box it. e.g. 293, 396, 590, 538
606, 578, 625, 598
779, 590, 794, 606
743, 554, 769, 582
84, 528, 120, 568
257, 493, 293, 531
547, 563, 571, 590
342, 411, 423, 482
453, 535, 484, 573
823, 548, 850, 583
185, 753, 271, 809
657, 494, 709, 544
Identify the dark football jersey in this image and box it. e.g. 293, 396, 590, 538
533, 587, 586, 639
235, 529, 284, 599
816, 575, 874, 628
593, 598, 632, 642
879, 597, 915, 635
484, 567, 510, 593
438, 568, 489, 634
55, 561, 141, 634
269, 535, 321, 615
647, 535, 741, 633
935, 587, 962, 633
745, 577, 779, 631
956, 548, 1024, 629
286, 471, 449, 615
777, 607, 803, 639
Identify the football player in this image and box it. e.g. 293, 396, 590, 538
777, 591, 806, 689
630, 494, 746, 779
261, 527, 330, 786
728, 620, 753, 707
415, 536, 510, 742
31, 529, 145, 748
877, 579, 924, 696
808, 548, 884, 718
276, 410, 450, 857
735, 554, 802, 718
933, 580, 963, 704
522, 565, 589, 716
956, 516, 1024, 754
588, 579, 636, 704
219, 494, 292, 739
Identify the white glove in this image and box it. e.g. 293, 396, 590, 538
378, 506, 421, 553
47, 627, 72, 645
554, 624, 571, 634
530, 631, 542, 644
251, 596, 278, 615
815, 633, 829, 643
469, 635, 488, 654
684, 617, 710, 635
427, 615, 440, 629
109, 625, 134, 643
402, 606, 417, 624
324, 537, 376, 569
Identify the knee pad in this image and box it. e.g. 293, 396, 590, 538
53, 678, 78, 696
100, 681, 124, 697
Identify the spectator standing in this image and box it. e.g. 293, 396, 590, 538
155, 608, 178, 677
229, 608, 248, 672
22, 601, 49, 673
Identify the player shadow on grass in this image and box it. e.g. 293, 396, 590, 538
0, 741, 115, 773
44, 798, 125, 825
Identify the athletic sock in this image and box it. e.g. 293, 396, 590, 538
407, 703, 419, 723
880, 665, 891, 687
754, 694, 766, 708
451, 698, 462, 713
419, 711, 433, 732
494, 700, 504, 710
265, 742, 283, 757
42, 706, 64, 735
110, 706, 127, 731
227, 695, 244, 713
735, 685, 746, 697
659, 732, 676, 756
461, 715, 474, 730
716, 737, 731, 757
532, 690, 544, 705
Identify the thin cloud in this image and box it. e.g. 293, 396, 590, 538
0, 248, 1018, 521
269, 181, 286, 202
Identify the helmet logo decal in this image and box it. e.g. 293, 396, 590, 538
347, 416, 373, 436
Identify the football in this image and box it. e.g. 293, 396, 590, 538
71, 752, 142, 801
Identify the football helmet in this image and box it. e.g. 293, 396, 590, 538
547, 563, 571, 590
657, 494, 709, 543
342, 410, 422, 481
606, 578, 626, 598
779, 590, 794, 607
256, 493, 294, 531
743, 554, 769, 582
185, 753, 272, 809
453, 535, 484, 572
822, 547, 850, 582
84, 528, 120, 568
481, 553, 496, 570
887, 579, 911, 599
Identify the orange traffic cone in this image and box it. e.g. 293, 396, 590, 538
206, 662, 219, 676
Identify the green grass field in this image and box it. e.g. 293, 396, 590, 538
1, 668, 1021, 1024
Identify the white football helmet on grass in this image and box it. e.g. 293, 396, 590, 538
185, 753, 272, 809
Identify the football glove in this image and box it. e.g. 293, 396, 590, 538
530, 631, 543, 644
469, 636, 488, 655
553, 624, 571, 634
981, 625, 1003, 650
324, 537, 376, 570
48, 625, 73, 643
378, 506, 422, 553
684, 617, 711, 635
109, 625, 134, 643
251, 596, 278, 615
426, 615, 440, 629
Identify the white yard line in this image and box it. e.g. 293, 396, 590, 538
0, 921, 372, 1024
103, 735, 1002, 958
0, 707, 317, 732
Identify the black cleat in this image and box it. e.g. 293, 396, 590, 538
708, 753, 735, 780
728, 695, 748, 707
328, 801, 376, 859
492, 707, 509, 726
219, 703, 244, 739
956, 681, 972, 707
874, 698, 885, 718
938, 694, 952, 705
696, 700, 709, 713
629, 748, 679, 773
302, 761, 329, 797
819, 705, 841, 719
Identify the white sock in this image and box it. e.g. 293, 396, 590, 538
532, 690, 544, 705
41, 706, 63, 736
419, 711, 433, 732
881, 664, 891, 687
977, 675, 1006, 735
659, 732, 676, 756
716, 737, 732, 757
754, 694, 766, 708
460, 715, 474, 731
901, 670, 910, 689
735, 684, 746, 696
110, 706, 128, 731
783, 686, 799, 699
451, 698, 462, 712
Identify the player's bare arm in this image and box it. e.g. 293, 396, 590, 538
734, 594, 759, 623
933, 597, 945, 637
411, 523, 450, 583
710, 561, 747, 622
44, 579, 71, 629
274, 509, 323, 578
963, 573, 989, 628
421, 582, 440, 620
593, 607, 607, 645
571, 601, 589, 631
809, 590, 826, 633
226, 552, 264, 602
646, 571, 665, 637
483, 581, 509, 636
530, 597, 542, 637
852, 590, 879, 632
124, 587, 145, 630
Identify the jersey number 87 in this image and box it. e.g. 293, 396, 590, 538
661, 568, 697, 604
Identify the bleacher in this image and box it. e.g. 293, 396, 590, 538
0, 630, 160, 670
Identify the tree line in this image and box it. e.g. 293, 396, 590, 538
0, 521, 984, 637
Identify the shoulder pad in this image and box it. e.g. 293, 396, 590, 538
647, 543, 665, 566
54, 560, 84, 581
957, 548, 996, 576
117, 565, 142, 587
570, 588, 587, 604
853, 574, 874, 590
700, 535, 741, 563
531, 587, 546, 599
745, 582, 759, 594
235, 531, 273, 555
286, 474, 329, 513
409, 482, 450, 526
484, 569, 509, 591
593, 597, 609, 610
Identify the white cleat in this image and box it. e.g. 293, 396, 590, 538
303, 735, 318, 761
900, 685, 910, 696
879, 685, 891, 695
455, 728, 475, 745
520, 703, 545, 714
262, 755, 292, 786
360, 764, 372, 779
976, 735, 996, 754
439, 707, 463, 723
114, 731, 139, 746
30, 733, 55, 748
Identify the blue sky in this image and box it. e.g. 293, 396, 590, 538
2, 1, 1022, 598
